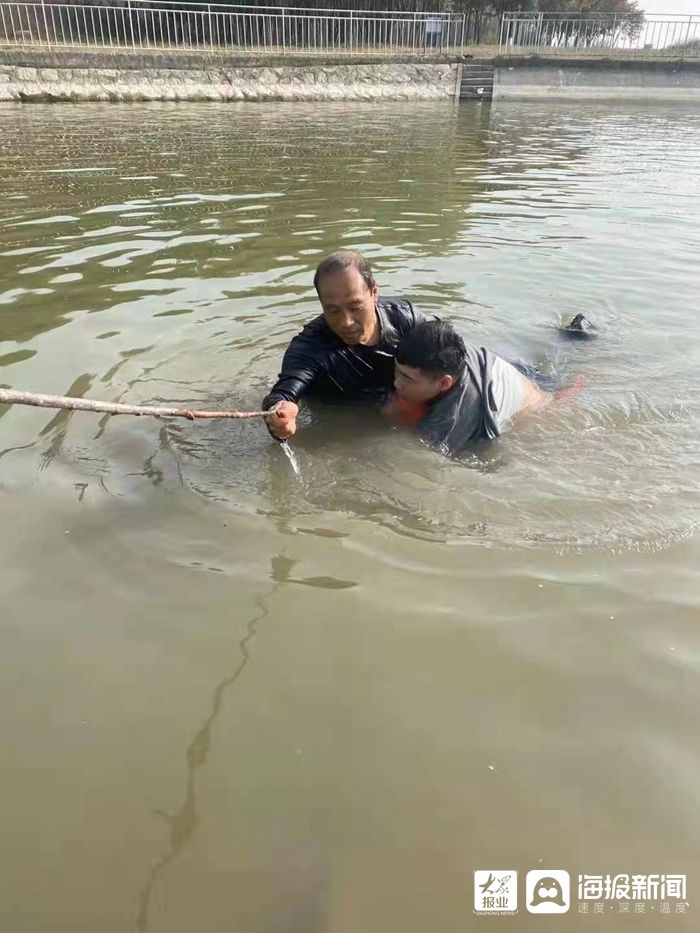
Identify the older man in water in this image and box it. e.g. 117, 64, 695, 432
263, 250, 433, 439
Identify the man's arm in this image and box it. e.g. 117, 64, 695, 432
262, 331, 325, 438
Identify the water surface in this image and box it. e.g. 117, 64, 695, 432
1, 101, 699, 932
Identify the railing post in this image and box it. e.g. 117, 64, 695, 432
498, 13, 505, 52
207, 3, 212, 50
682, 15, 692, 57
535, 11, 544, 49
127, 0, 135, 50
281, 6, 285, 53
460, 13, 466, 56
41, 0, 51, 48
349, 9, 353, 53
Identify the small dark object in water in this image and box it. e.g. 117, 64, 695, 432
561, 313, 597, 339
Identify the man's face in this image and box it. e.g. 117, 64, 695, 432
317, 268, 379, 346
394, 361, 454, 403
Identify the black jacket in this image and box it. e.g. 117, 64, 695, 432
262, 297, 433, 409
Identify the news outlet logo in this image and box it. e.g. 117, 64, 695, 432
526, 870, 571, 914
473, 871, 518, 915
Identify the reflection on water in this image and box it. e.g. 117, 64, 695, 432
136, 588, 273, 933
1, 101, 700, 933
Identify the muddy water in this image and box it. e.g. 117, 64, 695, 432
1, 101, 699, 932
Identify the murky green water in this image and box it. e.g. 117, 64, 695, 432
1, 101, 699, 932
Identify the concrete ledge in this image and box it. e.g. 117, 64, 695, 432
495, 55, 700, 72
495, 86, 700, 101
0, 45, 463, 71
494, 56, 700, 100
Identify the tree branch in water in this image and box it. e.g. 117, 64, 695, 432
0, 388, 272, 421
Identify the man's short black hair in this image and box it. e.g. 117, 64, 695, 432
396, 320, 466, 379
313, 251, 376, 294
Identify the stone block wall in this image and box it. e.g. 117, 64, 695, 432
0, 60, 460, 102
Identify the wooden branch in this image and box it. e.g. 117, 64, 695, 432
0, 388, 272, 421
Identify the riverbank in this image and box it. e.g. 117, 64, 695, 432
1, 46, 699, 102
0, 48, 461, 101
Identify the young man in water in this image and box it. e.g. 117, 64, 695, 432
263, 250, 434, 439
391, 320, 549, 456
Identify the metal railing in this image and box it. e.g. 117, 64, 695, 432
0, 1, 467, 54
500, 11, 700, 58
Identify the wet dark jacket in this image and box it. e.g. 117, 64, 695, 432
262, 297, 433, 409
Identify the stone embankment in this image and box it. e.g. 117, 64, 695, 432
0, 55, 460, 102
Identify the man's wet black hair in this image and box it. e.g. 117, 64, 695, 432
396, 320, 466, 378
313, 251, 376, 294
